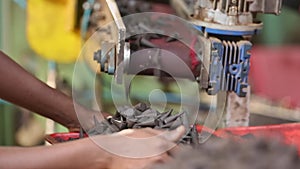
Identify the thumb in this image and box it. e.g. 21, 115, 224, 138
161, 126, 186, 142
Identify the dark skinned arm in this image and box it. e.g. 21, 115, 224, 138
0, 50, 107, 129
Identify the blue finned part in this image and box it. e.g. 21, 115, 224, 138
81, 0, 95, 39
194, 22, 255, 96
208, 39, 252, 97
14, 0, 26, 9
194, 25, 259, 36
229, 64, 241, 75
240, 43, 252, 60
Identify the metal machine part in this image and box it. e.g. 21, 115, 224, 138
191, 1, 281, 127
207, 38, 252, 97
93, 10, 205, 81
93, 0, 281, 97
183, 0, 282, 96
195, 0, 281, 26
90, 0, 282, 128
171, 0, 282, 127
83, 0, 126, 78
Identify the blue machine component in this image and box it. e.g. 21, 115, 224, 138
190, 0, 281, 97
194, 25, 261, 36
208, 39, 252, 97
81, 0, 95, 39
194, 24, 254, 97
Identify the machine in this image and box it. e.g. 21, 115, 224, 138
177, 0, 282, 127
83, 0, 282, 128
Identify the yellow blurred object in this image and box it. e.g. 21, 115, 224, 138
27, 0, 81, 63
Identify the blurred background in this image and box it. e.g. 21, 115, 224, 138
0, 0, 299, 146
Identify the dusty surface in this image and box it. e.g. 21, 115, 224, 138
151, 138, 300, 169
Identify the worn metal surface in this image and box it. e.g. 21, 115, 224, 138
224, 89, 250, 127
195, 0, 282, 26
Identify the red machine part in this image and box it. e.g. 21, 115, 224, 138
218, 123, 300, 156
